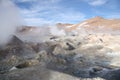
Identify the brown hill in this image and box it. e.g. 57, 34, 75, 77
57, 16, 120, 34
17, 16, 120, 35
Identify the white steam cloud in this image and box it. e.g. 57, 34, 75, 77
0, 0, 22, 45
49, 26, 66, 36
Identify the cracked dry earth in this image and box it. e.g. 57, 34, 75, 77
0, 34, 120, 80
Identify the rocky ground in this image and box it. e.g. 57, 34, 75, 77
0, 34, 120, 80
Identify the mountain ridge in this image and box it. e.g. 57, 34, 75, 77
56, 16, 120, 34
17, 16, 120, 35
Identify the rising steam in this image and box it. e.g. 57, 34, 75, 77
49, 26, 66, 36
0, 0, 22, 45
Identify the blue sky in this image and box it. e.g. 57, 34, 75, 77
12, 0, 120, 26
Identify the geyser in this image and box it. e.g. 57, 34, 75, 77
0, 0, 22, 45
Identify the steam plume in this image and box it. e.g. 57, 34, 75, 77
49, 26, 66, 36
0, 0, 22, 45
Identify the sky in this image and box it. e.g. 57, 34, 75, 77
11, 0, 120, 26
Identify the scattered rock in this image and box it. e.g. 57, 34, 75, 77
16, 60, 39, 69
0, 34, 120, 80
66, 42, 75, 50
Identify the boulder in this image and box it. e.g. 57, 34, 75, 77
0, 35, 37, 73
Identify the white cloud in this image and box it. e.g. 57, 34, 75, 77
24, 18, 53, 26
89, 0, 107, 6
53, 11, 86, 23
106, 13, 120, 19
13, 0, 61, 3
12, 0, 36, 3
83, 0, 108, 6
22, 10, 86, 26
12, 0, 86, 26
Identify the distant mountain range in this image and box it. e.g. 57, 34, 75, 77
18, 16, 120, 35
56, 16, 120, 34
